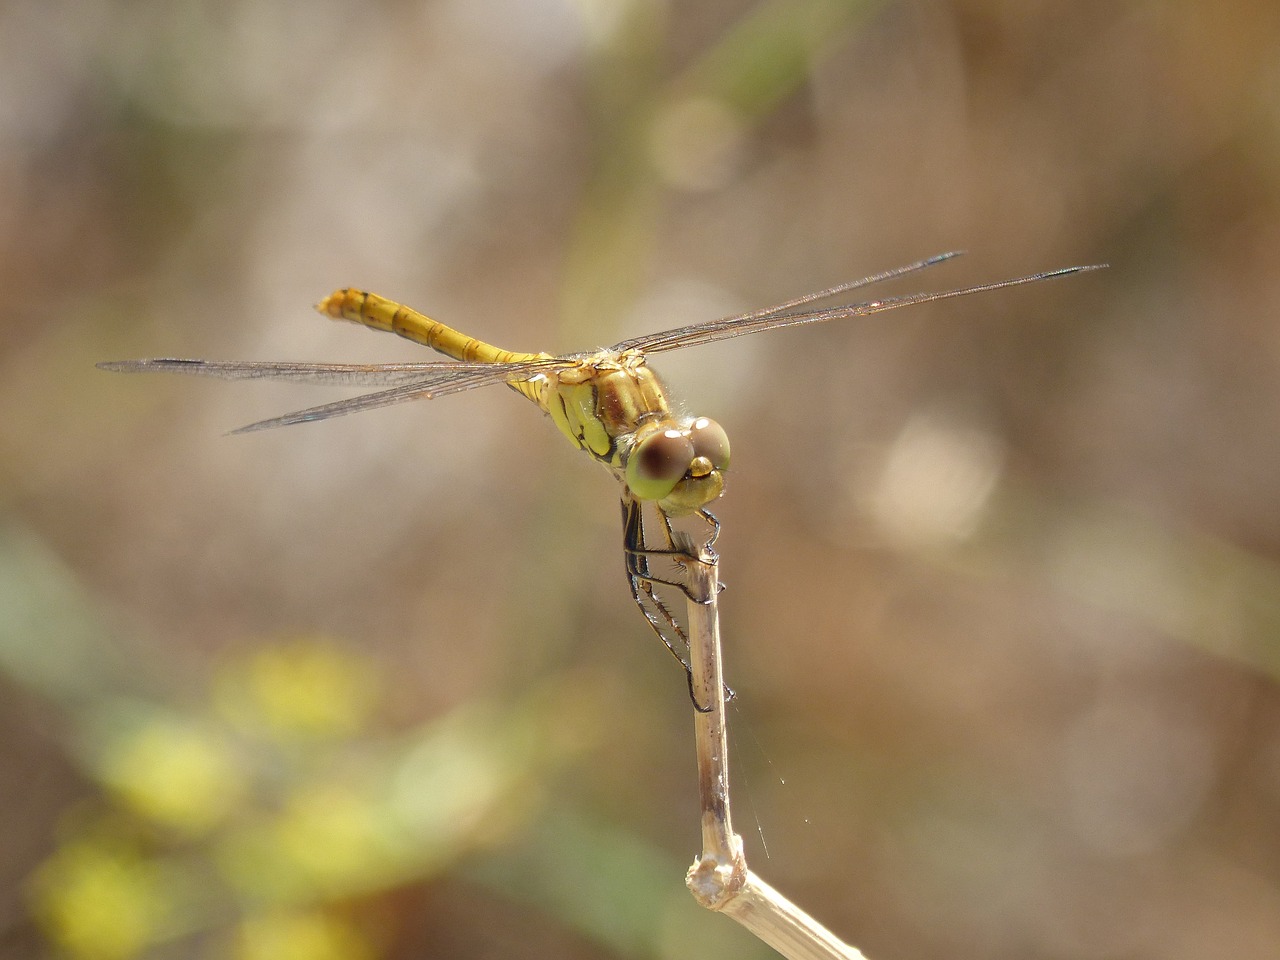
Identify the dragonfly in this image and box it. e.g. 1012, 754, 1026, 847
100, 252, 1102, 705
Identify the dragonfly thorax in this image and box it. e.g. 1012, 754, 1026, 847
537, 350, 730, 514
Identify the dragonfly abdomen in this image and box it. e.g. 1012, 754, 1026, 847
318, 289, 541, 366
317, 288, 549, 405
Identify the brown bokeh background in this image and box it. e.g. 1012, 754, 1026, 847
3, 1, 1279, 958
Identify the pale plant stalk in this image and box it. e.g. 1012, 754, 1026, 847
682, 552, 869, 960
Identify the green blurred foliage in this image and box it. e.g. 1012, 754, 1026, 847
27, 636, 606, 958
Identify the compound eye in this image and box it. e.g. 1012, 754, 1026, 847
627, 428, 695, 501
689, 417, 730, 471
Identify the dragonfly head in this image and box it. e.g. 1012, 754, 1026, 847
625, 416, 730, 515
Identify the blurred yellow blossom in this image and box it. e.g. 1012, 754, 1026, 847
232, 910, 374, 960
97, 716, 245, 836
30, 838, 166, 960
215, 638, 378, 741
275, 784, 392, 887
217, 783, 395, 901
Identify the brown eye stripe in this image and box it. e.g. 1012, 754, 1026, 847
632, 432, 686, 481
637, 430, 693, 481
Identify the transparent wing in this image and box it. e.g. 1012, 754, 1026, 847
614, 257, 1105, 356
224, 370, 534, 433
96, 357, 562, 387
99, 255, 1105, 432
96, 356, 570, 433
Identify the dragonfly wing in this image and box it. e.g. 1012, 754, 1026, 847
227, 361, 561, 433
231, 382, 448, 433
96, 357, 563, 388
609, 252, 963, 353
616, 262, 1105, 356
98, 357, 573, 433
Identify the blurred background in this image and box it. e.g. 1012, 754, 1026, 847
2, 0, 1279, 957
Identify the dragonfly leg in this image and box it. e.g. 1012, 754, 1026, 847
622, 497, 693, 657
621, 497, 734, 709
698, 507, 721, 553
626, 571, 714, 712
624, 507, 725, 601
624, 548, 695, 594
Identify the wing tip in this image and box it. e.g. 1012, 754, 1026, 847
97, 358, 203, 373
228, 417, 293, 435
1042, 263, 1109, 279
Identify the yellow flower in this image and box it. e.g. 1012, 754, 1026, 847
217, 784, 393, 900
232, 910, 373, 960
30, 839, 164, 960
216, 639, 377, 741
97, 715, 244, 835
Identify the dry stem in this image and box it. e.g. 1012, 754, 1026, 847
682, 550, 869, 960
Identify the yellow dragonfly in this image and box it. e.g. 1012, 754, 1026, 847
100, 253, 1101, 702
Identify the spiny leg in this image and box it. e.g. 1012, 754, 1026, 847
622, 496, 695, 666
624, 506, 724, 601
697, 507, 721, 554
621, 496, 732, 708
626, 569, 712, 712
